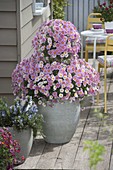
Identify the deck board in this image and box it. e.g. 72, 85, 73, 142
15, 60, 113, 170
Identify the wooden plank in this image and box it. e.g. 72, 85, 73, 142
80, 126, 99, 147
22, 48, 34, 59
21, 5, 51, 58
0, 61, 17, 77
16, 138, 46, 169
0, 46, 17, 61
74, 144, 111, 170
20, 5, 33, 28
98, 127, 112, 145
21, 4, 51, 44
0, 94, 15, 105
0, 0, 16, 11
96, 145, 111, 170
0, 12, 16, 28
73, 147, 90, 170
21, 18, 39, 44
35, 143, 62, 169
0, 78, 13, 93
54, 141, 78, 169
21, 33, 34, 59
110, 154, 113, 170
0, 29, 16, 45
20, 0, 32, 11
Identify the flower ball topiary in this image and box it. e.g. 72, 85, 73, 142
32, 19, 81, 63
12, 19, 100, 106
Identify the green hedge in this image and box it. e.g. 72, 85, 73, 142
53, 0, 68, 20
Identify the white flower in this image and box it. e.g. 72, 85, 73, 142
59, 79, 63, 83
38, 100, 42, 105
38, 82, 43, 87
40, 72, 44, 77
48, 37, 52, 43
52, 61, 57, 65
34, 76, 40, 82
61, 54, 64, 58
64, 75, 67, 79
34, 90, 38, 94
53, 42, 56, 47
65, 89, 69, 93
51, 75, 55, 81
53, 86, 57, 91
84, 91, 87, 95
62, 84, 65, 88
59, 93, 63, 98
43, 81, 47, 84
70, 84, 74, 88
41, 85, 45, 89
60, 88, 64, 93
87, 87, 89, 91
52, 55, 56, 58
27, 83, 30, 88
49, 95, 53, 100
40, 53, 44, 57
42, 103, 46, 107
39, 63, 44, 68
58, 73, 63, 78
44, 91, 49, 96
74, 93, 78, 98
46, 56, 49, 60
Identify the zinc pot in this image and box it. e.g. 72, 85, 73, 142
38, 100, 80, 144
9, 128, 33, 159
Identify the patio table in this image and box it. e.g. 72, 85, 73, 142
80, 30, 108, 68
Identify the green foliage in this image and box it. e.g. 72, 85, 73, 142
94, 109, 113, 140
83, 140, 105, 170
53, 0, 68, 19
97, 0, 113, 5
0, 98, 11, 127
93, 1, 113, 22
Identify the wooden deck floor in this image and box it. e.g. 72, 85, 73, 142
15, 60, 113, 170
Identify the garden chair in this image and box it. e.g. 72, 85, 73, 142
97, 34, 113, 113
85, 13, 105, 62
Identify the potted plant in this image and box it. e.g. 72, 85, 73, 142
0, 127, 24, 170
93, 1, 113, 29
0, 96, 42, 159
12, 19, 100, 144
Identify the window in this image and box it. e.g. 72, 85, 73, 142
32, 0, 49, 15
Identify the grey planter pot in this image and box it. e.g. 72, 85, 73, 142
9, 128, 33, 159
38, 100, 80, 144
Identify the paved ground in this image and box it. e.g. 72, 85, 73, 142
15, 60, 113, 170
